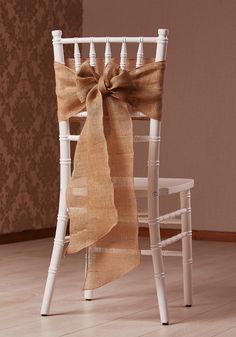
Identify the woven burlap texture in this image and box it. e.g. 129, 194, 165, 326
54, 58, 166, 289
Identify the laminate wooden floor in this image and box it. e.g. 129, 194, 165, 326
0, 238, 236, 337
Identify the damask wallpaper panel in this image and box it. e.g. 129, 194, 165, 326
0, 1, 83, 234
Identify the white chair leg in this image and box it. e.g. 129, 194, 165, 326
40, 120, 71, 316
40, 212, 68, 316
83, 248, 94, 300
180, 190, 193, 307
149, 222, 169, 325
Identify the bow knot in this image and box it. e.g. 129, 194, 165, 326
98, 76, 110, 96
75, 60, 133, 102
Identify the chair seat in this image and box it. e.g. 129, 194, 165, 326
134, 177, 194, 196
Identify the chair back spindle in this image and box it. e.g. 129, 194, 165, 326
136, 38, 144, 68
105, 39, 112, 66
120, 38, 127, 70
89, 39, 96, 67
74, 43, 81, 71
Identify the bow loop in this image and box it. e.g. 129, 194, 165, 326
75, 61, 99, 102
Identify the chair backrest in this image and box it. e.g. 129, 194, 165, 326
51, 29, 169, 218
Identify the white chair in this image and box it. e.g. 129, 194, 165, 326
41, 29, 194, 325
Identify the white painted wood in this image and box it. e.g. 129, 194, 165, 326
158, 208, 187, 222
139, 209, 187, 224
52, 30, 65, 64
84, 290, 93, 300
147, 28, 169, 325
41, 119, 71, 316
159, 218, 182, 225
120, 38, 127, 70
160, 232, 188, 248
180, 190, 193, 306
67, 135, 80, 141
141, 249, 182, 257
136, 38, 144, 68
89, 38, 96, 66
138, 216, 182, 225
75, 111, 88, 117
41, 30, 70, 316
67, 135, 149, 143
161, 250, 182, 257
61, 37, 159, 44
105, 38, 112, 66
84, 248, 94, 300
74, 43, 81, 71
148, 120, 169, 325
73, 111, 149, 119
134, 177, 194, 196
155, 29, 169, 62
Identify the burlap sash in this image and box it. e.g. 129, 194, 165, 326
54, 58, 166, 289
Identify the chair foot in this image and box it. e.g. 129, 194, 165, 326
41, 314, 48, 317
84, 289, 93, 301
162, 322, 169, 325
185, 304, 192, 307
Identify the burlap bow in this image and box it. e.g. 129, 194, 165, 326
54, 58, 166, 289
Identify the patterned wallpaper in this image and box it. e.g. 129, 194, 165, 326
0, 1, 83, 234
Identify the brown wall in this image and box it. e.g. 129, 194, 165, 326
0, 1, 83, 234
84, 0, 236, 232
